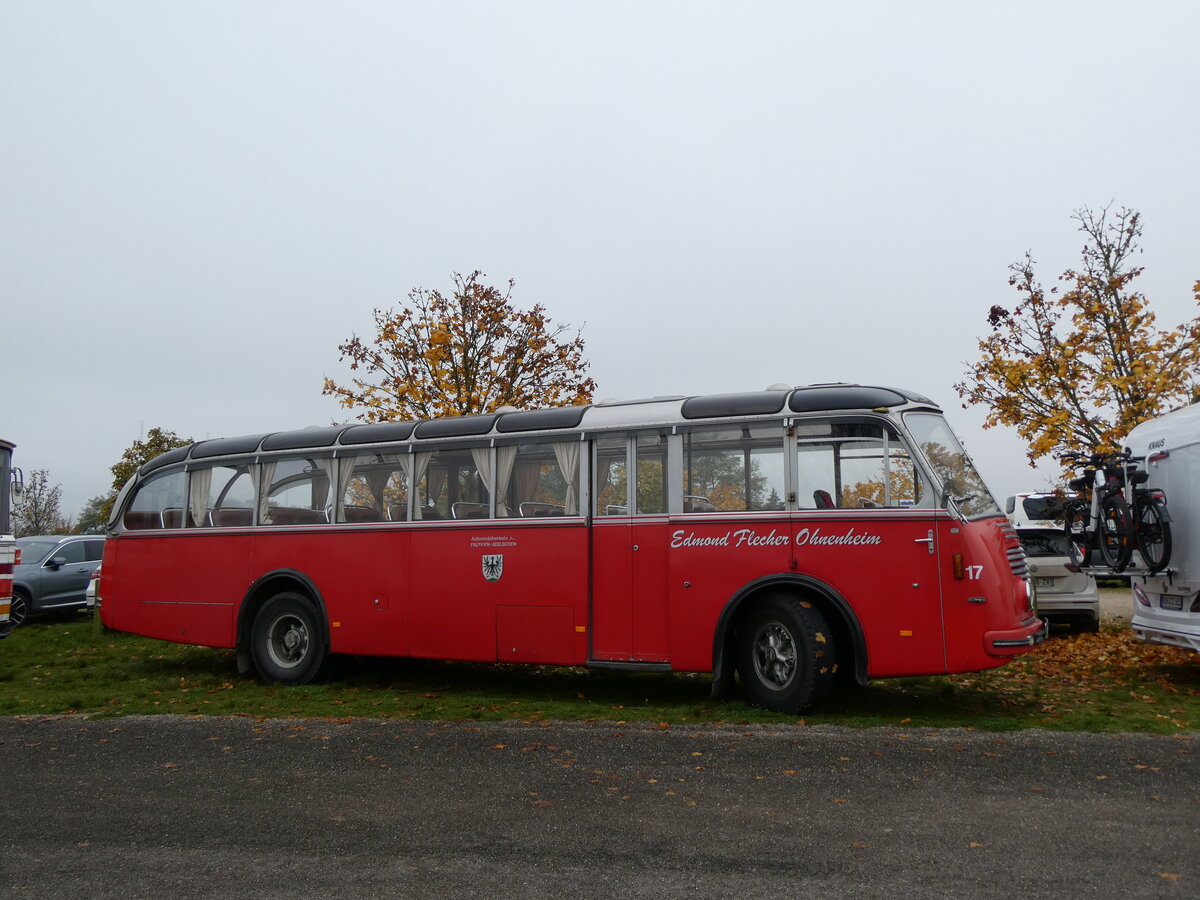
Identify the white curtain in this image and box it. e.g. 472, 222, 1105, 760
337, 456, 359, 520
243, 465, 260, 524
514, 459, 541, 512
495, 445, 516, 516
553, 441, 581, 515
258, 462, 277, 524
471, 447, 493, 513
363, 454, 401, 516
411, 452, 432, 520
394, 453, 417, 520
188, 468, 212, 528
319, 458, 337, 522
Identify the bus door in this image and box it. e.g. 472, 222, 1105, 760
792, 422, 947, 675
590, 433, 671, 663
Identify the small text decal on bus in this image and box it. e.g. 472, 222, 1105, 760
670, 527, 882, 550
794, 527, 883, 547
482, 555, 504, 582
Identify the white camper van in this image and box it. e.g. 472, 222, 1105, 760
1124, 403, 1199, 652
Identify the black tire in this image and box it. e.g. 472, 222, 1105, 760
9, 589, 30, 628
1097, 494, 1133, 571
1062, 500, 1092, 568
1135, 497, 1172, 574
250, 592, 326, 685
737, 594, 836, 714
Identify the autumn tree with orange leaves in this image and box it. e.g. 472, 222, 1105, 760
956, 206, 1200, 463
323, 271, 596, 422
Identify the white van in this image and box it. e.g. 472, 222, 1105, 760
1124, 403, 1200, 652
1006, 492, 1100, 632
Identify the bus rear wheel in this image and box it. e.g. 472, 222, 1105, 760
251, 592, 326, 685
737, 595, 836, 714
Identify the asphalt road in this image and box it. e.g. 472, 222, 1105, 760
2, 715, 1196, 898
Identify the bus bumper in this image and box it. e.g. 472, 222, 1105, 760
985, 617, 1048, 656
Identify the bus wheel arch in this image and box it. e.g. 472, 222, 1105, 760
711, 576, 867, 707
237, 571, 330, 684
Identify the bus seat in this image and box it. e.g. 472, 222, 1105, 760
211, 508, 253, 527
161, 508, 184, 528
683, 497, 717, 513
452, 502, 489, 519
123, 511, 162, 530
343, 505, 382, 523
267, 507, 327, 526
417, 506, 443, 521
519, 501, 565, 517
813, 490, 834, 509
388, 504, 409, 522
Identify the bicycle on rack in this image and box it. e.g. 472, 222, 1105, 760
1060, 450, 1173, 573
1114, 451, 1173, 574
1060, 450, 1133, 571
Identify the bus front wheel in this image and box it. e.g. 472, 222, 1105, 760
738, 595, 836, 714
251, 592, 326, 685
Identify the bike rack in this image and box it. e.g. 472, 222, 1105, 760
1078, 564, 1177, 586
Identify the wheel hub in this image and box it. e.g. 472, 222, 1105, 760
753, 622, 797, 689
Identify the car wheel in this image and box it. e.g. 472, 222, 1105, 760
9, 589, 29, 628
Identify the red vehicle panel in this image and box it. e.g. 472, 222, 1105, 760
407, 522, 588, 664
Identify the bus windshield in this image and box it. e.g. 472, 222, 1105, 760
903, 412, 1000, 519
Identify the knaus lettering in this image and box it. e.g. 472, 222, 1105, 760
670, 527, 882, 549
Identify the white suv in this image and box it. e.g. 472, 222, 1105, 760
1007, 493, 1101, 633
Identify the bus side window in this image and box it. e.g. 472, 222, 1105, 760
682, 425, 785, 512
262, 457, 334, 526
594, 436, 629, 516
634, 432, 667, 515
186, 464, 255, 527
837, 427, 919, 509
123, 469, 185, 530
503, 440, 580, 518
795, 421, 920, 510
414, 447, 487, 520
340, 454, 406, 523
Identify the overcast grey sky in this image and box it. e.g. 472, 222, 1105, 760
3, 1, 1198, 519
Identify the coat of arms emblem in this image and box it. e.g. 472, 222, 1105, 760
482, 554, 504, 582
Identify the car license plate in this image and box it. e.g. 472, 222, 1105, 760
1160, 595, 1184, 611
1034, 577, 1054, 588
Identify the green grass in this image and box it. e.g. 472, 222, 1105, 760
1, 614, 1197, 732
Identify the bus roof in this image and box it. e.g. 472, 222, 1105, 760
138, 383, 942, 476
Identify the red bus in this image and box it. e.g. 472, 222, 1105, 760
98, 384, 1045, 712
1, 438, 15, 639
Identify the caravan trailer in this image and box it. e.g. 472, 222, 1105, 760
1124, 404, 1200, 652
